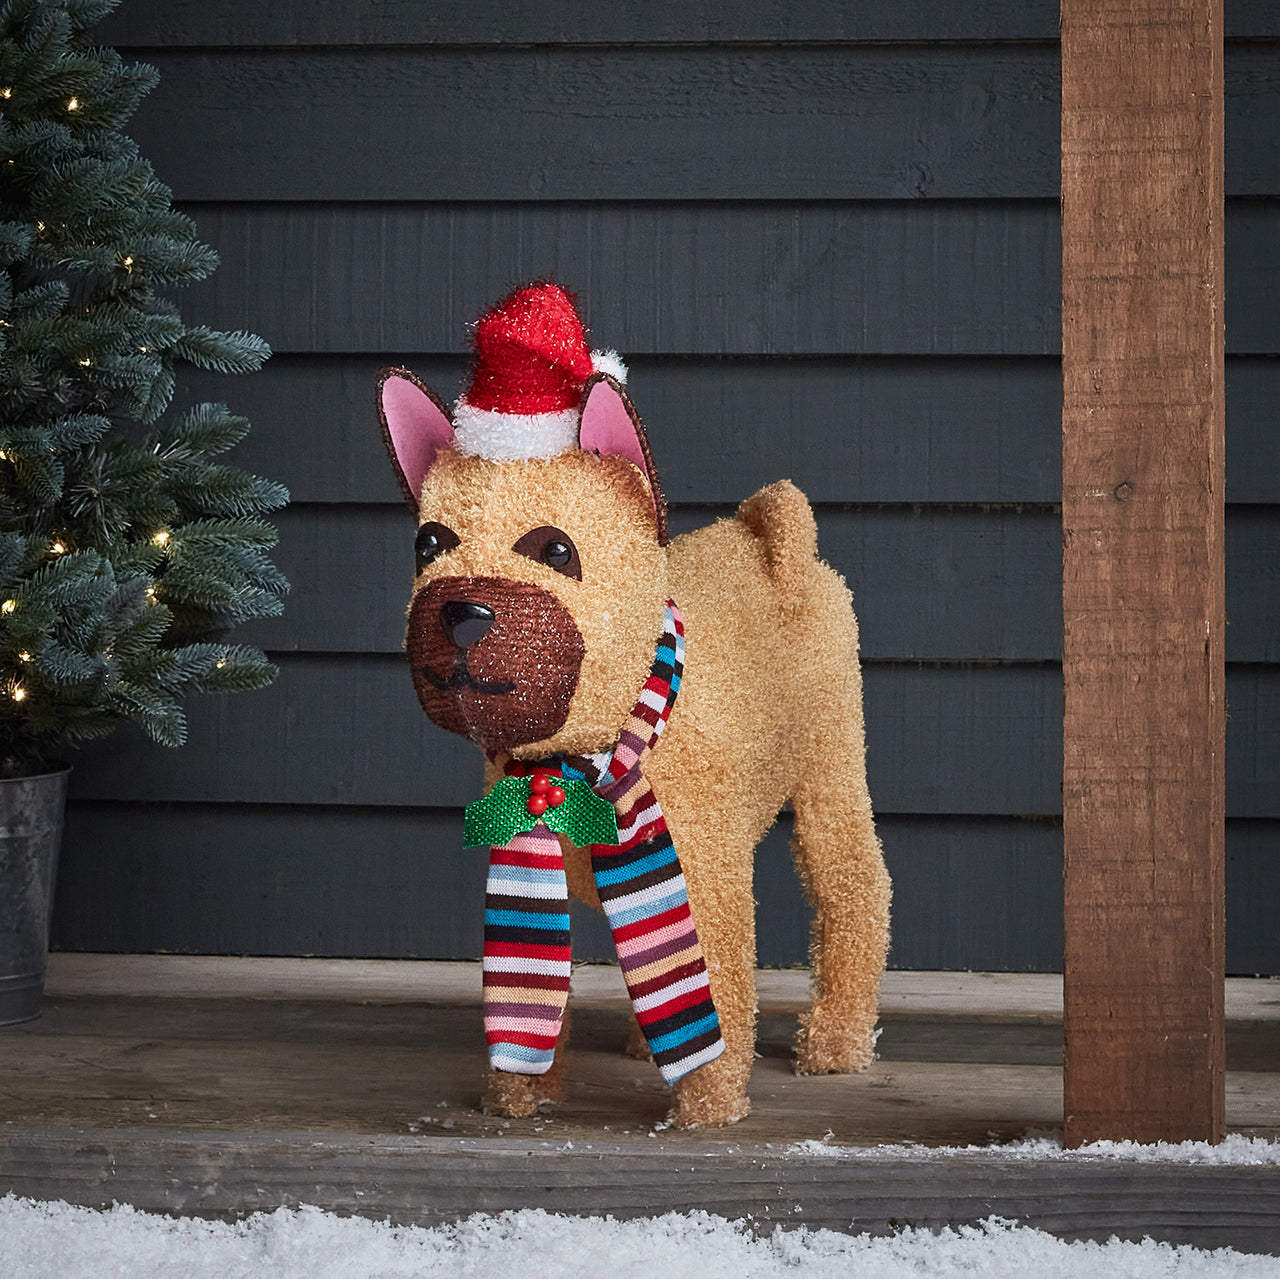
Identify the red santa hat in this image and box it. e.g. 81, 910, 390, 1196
453, 281, 627, 461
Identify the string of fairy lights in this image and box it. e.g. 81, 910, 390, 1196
1, 87, 79, 107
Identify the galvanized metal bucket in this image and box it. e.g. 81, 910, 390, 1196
0, 767, 70, 1026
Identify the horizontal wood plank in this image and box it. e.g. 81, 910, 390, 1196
48, 805, 1280, 971
115, 47, 1279, 202
1225, 509, 1280, 661
96, 0, 1064, 47
233, 502, 1279, 663
176, 202, 1279, 356
1224, 358, 1280, 501
62, 659, 1279, 816
178, 201, 1064, 357
188, 354, 1067, 505
1226, 821, 1280, 976
95, 0, 1280, 47
242, 503, 1065, 661
64, 659, 1062, 814
1223, 666, 1280, 821
52, 805, 1074, 970
198, 353, 1280, 506
54, 805, 488, 960
1229, 47, 1280, 193
126, 46, 1060, 202
1227, 198, 1280, 353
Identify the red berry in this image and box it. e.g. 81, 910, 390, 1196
529, 773, 551, 794
547, 786, 566, 807
526, 794, 548, 816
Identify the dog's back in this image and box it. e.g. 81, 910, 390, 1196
656, 479, 864, 806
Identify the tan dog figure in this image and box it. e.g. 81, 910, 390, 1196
378, 283, 890, 1128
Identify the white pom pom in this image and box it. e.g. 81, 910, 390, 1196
590, 349, 628, 384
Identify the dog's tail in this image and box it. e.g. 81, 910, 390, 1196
735, 480, 821, 606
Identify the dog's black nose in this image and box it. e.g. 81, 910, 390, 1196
440, 600, 495, 649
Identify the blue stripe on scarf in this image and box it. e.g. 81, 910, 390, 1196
489, 864, 567, 887
602, 887, 688, 928
491, 1043, 557, 1066
591, 843, 679, 887
485, 909, 571, 930
647, 1011, 721, 1055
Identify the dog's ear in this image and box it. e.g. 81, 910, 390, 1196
578, 373, 669, 546
378, 367, 456, 512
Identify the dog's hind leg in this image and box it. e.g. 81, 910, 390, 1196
791, 777, 889, 1073
790, 598, 891, 1075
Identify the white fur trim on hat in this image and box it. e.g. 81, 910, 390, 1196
591, 349, 628, 384
453, 401, 579, 461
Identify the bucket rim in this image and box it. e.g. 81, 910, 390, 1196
0, 764, 72, 785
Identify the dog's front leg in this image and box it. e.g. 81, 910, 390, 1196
483, 1007, 571, 1117
667, 850, 758, 1128
668, 917, 756, 1128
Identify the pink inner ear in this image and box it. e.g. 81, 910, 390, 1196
578, 377, 648, 475
382, 374, 455, 504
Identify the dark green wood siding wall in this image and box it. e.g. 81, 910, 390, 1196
49, 0, 1280, 972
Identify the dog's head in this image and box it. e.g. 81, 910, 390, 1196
377, 284, 670, 759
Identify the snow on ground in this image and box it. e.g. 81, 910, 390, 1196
786, 1132, 1280, 1164
1, 1199, 1278, 1279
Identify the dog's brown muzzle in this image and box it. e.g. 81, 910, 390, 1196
406, 575, 585, 751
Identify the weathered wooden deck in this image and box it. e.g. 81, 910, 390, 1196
1, 957, 1277, 1250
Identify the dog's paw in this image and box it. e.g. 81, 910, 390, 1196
668, 1093, 751, 1130
670, 1104, 750, 1129
669, 1061, 752, 1129
794, 1010, 879, 1075
482, 1067, 564, 1118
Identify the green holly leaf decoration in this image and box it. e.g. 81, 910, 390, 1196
542, 780, 620, 847
463, 776, 620, 849
463, 776, 530, 848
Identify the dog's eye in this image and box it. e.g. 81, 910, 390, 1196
512, 526, 582, 581
415, 522, 460, 574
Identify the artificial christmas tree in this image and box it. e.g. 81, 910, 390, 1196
0, 0, 287, 777
0, 0, 287, 1023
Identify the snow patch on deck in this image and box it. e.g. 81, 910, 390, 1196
787, 1131, 1280, 1164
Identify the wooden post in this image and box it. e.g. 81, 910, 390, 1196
1061, 0, 1226, 1145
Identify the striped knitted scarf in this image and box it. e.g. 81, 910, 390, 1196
465, 600, 725, 1085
